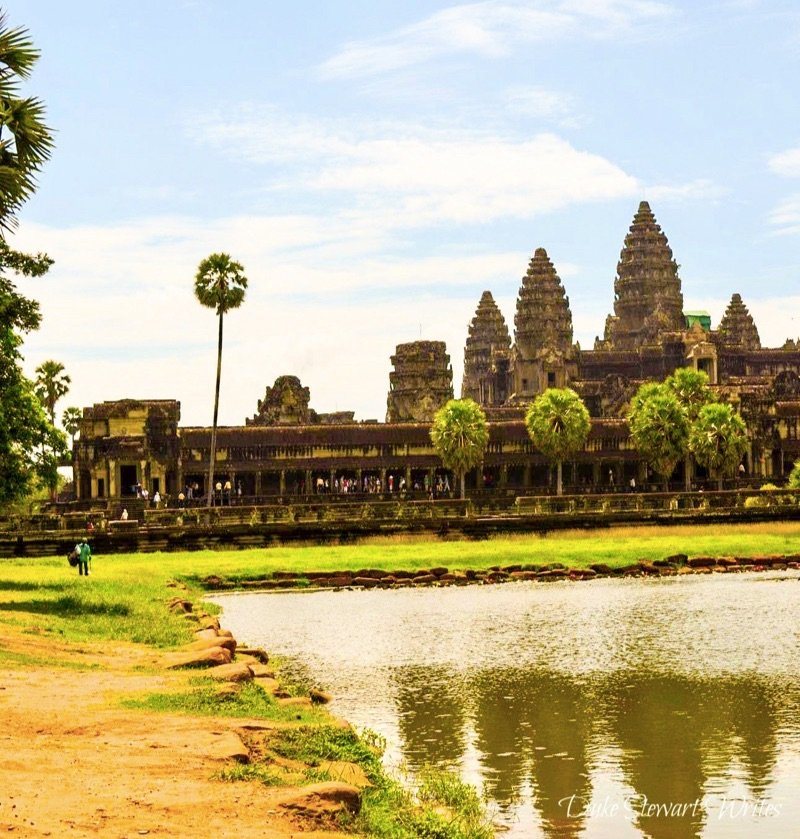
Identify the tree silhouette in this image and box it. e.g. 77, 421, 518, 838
194, 253, 248, 507
34, 359, 70, 424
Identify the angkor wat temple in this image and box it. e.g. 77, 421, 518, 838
74, 201, 800, 500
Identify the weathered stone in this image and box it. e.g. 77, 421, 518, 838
687, 556, 716, 568
429, 567, 449, 577
278, 782, 362, 820
208, 662, 253, 682
716, 556, 738, 567
188, 635, 237, 654
194, 628, 220, 640
386, 341, 454, 423
317, 761, 372, 789
236, 646, 269, 664
353, 577, 379, 588
310, 688, 332, 705
278, 696, 313, 708
214, 682, 242, 700
254, 676, 281, 695
209, 731, 249, 763
165, 646, 232, 669
462, 290, 512, 405
665, 554, 688, 565
590, 563, 615, 575
412, 574, 436, 584
718, 293, 760, 350
249, 664, 274, 678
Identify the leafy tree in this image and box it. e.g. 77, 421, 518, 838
430, 399, 489, 499
34, 358, 70, 424
62, 406, 82, 445
0, 13, 58, 510
0, 241, 59, 508
525, 388, 590, 495
628, 384, 688, 491
194, 253, 248, 507
665, 367, 716, 490
0, 12, 54, 231
787, 460, 800, 490
689, 403, 748, 491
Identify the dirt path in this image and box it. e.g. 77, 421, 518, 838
0, 631, 345, 839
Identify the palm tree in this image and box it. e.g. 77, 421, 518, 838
62, 406, 82, 446
689, 403, 748, 491
0, 12, 54, 232
34, 359, 70, 424
430, 399, 489, 499
665, 367, 716, 490
628, 384, 688, 492
194, 253, 248, 507
525, 388, 590, 495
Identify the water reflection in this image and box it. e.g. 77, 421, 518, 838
210, 572, 800, 837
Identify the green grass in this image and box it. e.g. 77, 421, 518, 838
121, 680, 326, 724
49, 521, 796, 590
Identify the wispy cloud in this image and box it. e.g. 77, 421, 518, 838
645, 178, 727, 203
319, 0, 675, 79
768, 146, 800, 177
767, 193, 800, 236
503, 86, 584, 127
192, 109, 639, 225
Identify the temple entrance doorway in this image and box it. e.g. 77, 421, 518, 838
120, 465, 137, 497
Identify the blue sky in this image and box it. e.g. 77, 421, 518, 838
11, 0, 800, 425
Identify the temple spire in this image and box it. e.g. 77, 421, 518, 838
717, 293, 761, 350
462, 290, 511, 405
605, 201, 685, 350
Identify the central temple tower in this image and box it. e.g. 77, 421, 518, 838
604, 201, 685, 350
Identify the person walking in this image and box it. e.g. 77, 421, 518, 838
75, 537, 92, 576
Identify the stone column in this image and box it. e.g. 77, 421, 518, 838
108, 459, 117, 498
254, 471, 262, 497
523, 463, 532, 487
279, 470, 286, 495
500, 464, 508, 488
305, 469, 313, 495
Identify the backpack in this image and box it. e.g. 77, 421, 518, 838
68, 549, 79, 567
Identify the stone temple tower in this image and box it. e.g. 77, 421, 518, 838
461, 290, 512, 406
717, 293, 761, 351
605, 201, 685, 350
510, 247, 577, 400
386, 341, 454, 423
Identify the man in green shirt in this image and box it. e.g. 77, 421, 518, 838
75, 538, 92, 576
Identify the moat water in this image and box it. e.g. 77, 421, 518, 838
210, 571, 800, 838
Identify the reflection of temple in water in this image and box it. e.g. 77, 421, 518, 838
391, 665, 788, 838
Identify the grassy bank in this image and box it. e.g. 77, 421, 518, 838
43, 521, 800, 588
0, 532, 498, 836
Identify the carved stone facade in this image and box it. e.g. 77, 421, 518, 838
247, 376, 312, 426
510, 247, 578, 400
386, 341, 454, 423
461, 291, 511, 406
72, 200, 800, 500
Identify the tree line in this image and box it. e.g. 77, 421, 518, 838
429, 368, 755, 498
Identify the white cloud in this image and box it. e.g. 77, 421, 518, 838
319, 0, 675, 79
503, 86, 584, 127
645, 178, 727, 202
768, 147, 800, 177
766, 194, 800, 236
193, 110, 640, 225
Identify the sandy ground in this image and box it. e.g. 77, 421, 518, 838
0, 630, 346, 839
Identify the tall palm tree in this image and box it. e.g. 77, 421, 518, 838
0, 12, 54, 232
62, 406, 82, 446
34, 359, 70, 424
194, 253, 248, 507
525, 388, 590, 495
430, 399, 489, 499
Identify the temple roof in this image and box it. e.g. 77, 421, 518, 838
514, 247, 573, 357
606, 201, 685, 349
717, 293, 761, 350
